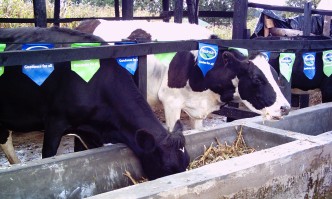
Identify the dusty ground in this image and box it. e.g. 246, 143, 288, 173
0, 91, 322, 168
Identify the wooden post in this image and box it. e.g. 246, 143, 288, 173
174, 0, 184, 23
137, 55, 147, 100
323, 16, 331, 36
162, 0, 170, 22
186, 0, 197, 24
54, 0, 60, 27
232, 0, 248, 39
115, 0, 120, 18
122, 0, 133, 20
33, 0, 47, 27
303, 2, 312, 36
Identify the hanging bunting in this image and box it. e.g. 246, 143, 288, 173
323, 50, 332, 77
197, 43, 218, 76
279, 53, 295, 82
22, 43, 55, 86
302, 52, 316, 80
71, 43, 101, 82
261, 51, 271, 62
115, 41, 138, 75
0, 44, 5, 77
154, 52, 176, 66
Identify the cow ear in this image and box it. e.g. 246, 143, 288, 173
171, 120, 184, 134
222, 51, 249, 73
135, 129, 156, 153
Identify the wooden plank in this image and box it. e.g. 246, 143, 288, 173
303, 2, 312, 36
232, 0, 248, 39
33, 0, 47, 27
269, 27, 316, 36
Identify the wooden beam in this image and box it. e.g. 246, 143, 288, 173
174, 0, 184, 23
303, 2, 312, 36
54, 0, 60, 27
33, 0, 47, 27
122, 0, 133, 20
232, 0, 248, 39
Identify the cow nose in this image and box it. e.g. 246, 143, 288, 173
280, 105, 291, 116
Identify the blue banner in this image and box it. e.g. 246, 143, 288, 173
197, 43, 218, 76
261, 51, 271, 62
22, 43, 54, 86
115, 41, 138, 75
302, 52, 316, 80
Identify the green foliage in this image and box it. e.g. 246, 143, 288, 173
285, 0, 321, 18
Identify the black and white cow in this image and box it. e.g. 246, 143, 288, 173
0, 27, 189, 180
76, 20, 291, 131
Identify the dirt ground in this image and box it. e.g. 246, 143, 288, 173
0, 91, 322, 168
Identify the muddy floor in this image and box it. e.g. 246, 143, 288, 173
0, 91, 322, 168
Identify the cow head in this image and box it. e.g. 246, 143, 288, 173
135, 120, 189, 180
207, 50, 290, 120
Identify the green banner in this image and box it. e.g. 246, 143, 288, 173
71, 43, 101, 82
279, 53, 295, 82
154, 52, 176, 66
0, 44, 6, 76
323, 50, 332, 77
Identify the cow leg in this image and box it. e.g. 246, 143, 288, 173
42, 119, 68, 158
321, 78, 332, 103
0, 131, 20, 164
189, 118, 203, 129
163, 104, 182, 132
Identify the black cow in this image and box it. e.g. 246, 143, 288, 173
0, 27, 189, 180
264, 36, 332, 103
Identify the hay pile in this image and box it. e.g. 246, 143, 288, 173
188, 126, 256, 170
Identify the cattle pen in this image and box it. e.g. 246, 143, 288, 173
1, 0, 332, 198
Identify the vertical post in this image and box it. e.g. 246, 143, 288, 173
122, 0, 133, 20
137, 55, 147, 100
174, 0, 183, 23
232, 0, 248, 39
162, 0, 170, 22
115, 0, 120, 18
186, 0, 197, 24
33, 0, 47, 27
194, 0, 199, 24
303, 2, 312, 36
54, 0, 60, 27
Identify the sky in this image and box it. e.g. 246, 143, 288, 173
248, 0, 286, 6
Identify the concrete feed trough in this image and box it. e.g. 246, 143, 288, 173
0, 103, 331, 199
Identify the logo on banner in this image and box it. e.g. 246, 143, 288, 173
71, 43, 101, 82
279, 53, 295, 82
0, 43, 5, 77
198, 43, 218, 76
22, 43, 54, 86
302, 52, 316, 79
115, 42, 138, 75
323, 50, 332, 77
261, 51, 271, 62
